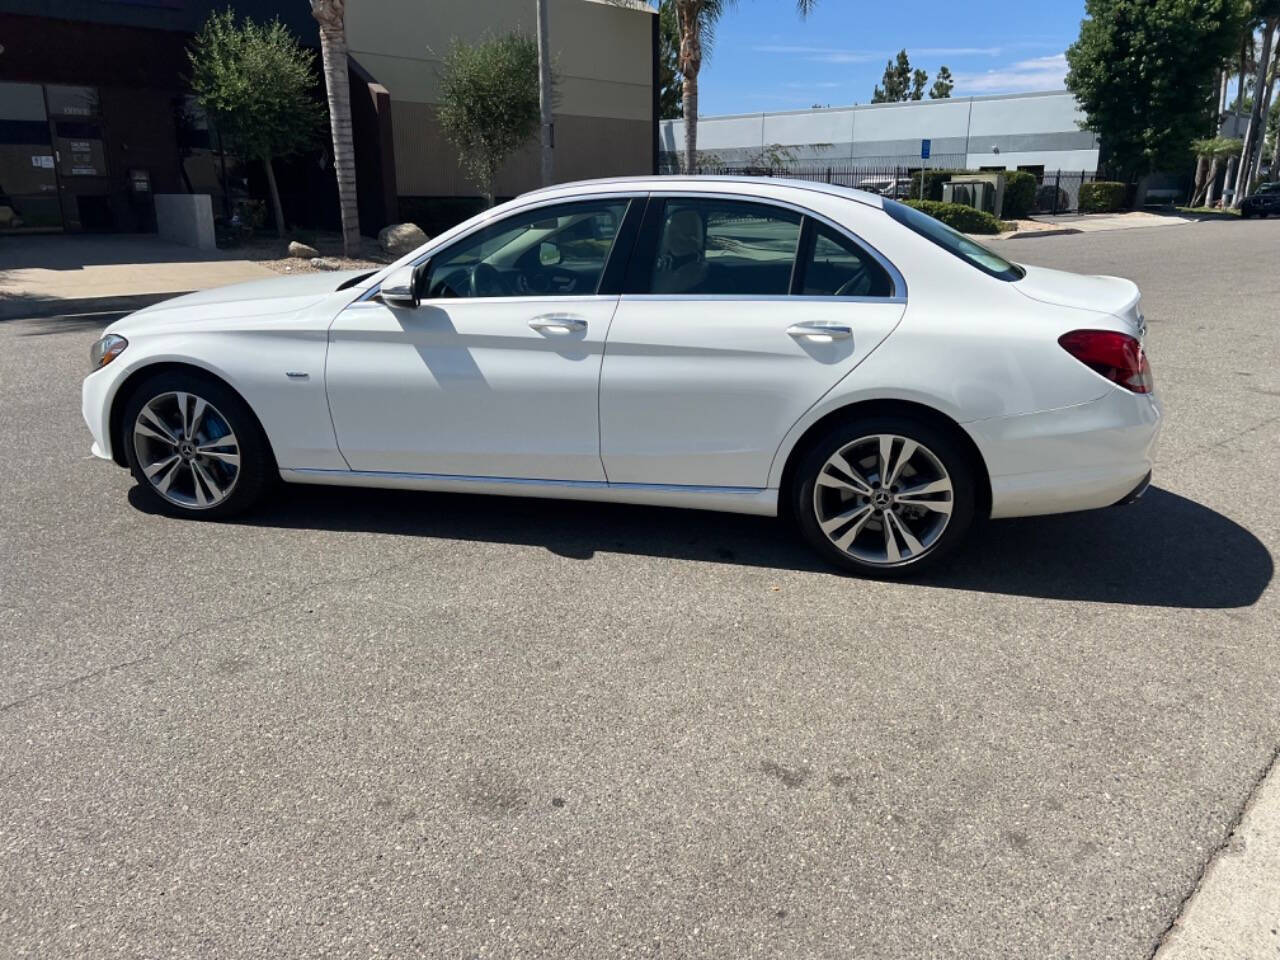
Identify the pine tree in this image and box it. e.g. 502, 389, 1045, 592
929, 65, 954, 99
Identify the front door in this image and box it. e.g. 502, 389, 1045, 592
599, 195, 907, 489
326, 197, 636, 481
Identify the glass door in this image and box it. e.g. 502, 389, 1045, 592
0, 82, 62, 233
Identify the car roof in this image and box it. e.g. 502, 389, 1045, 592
518, 175, 886, 210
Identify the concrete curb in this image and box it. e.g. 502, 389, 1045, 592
1004, 228, 1084, 240
0, 291, 189, 322
1154, 748, 1280, 958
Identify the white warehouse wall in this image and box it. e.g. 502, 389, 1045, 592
660, 90, 1100, 172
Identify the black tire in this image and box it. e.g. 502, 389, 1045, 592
791, 415, 977, 578
122, 370, 274, 520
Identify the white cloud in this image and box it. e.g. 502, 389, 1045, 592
952, 54, 1068, 94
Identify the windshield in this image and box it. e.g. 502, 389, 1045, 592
883, 198, 1024, 281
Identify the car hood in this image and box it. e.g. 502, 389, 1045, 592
1012, 264, 1140, 320
107, 269, 370, 335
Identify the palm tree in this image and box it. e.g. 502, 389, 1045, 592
1232, 4, 1280, 204
537, 0, 555, 185
311, 0, 361, 256
672, 0, 817, 173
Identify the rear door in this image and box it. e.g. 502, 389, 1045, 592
599, 194, 907, 489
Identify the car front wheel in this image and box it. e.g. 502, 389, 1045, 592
793, 416, 976, 577
122, 371, 273, 519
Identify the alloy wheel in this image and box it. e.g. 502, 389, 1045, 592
812, 433, 954, 566
132, 391, 241, 509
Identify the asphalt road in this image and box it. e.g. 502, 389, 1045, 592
2, 219, 1278, 959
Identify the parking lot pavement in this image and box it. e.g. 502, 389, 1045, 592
1, 219, 1277, 959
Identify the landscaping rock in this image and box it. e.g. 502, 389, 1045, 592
310, 256, 342, 271
378, 222, 428, 256
287, 240, 319, 259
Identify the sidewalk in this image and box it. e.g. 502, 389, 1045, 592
0, 234, 275, 320
1022, 210, 1195, 234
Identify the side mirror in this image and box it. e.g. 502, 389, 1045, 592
379, 265, 419, 308
539, 242, 561, 267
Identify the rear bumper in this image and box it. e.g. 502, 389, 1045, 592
967, 387, 1162, 519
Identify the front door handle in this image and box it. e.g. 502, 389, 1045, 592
529, 314, 587, 334
787, 321, 852, 342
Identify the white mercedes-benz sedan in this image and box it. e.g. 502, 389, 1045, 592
82, 177, 1161, 577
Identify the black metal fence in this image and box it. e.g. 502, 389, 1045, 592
1032, 170, 1099, 215
657, 156, 1100, 214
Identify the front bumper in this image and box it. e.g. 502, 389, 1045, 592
82, 365, 119, 463
966, 387, 1162, 519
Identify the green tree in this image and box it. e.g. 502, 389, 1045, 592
659, 0, 684, 119
873, 49, 913, 102
437, 32, 544, 207
188, 9, 325, 237
910, 67, 928, 100
929, 65, 954, 99
1065, 0, 1250, 181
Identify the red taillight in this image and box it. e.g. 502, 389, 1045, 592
1058, 329, 1153, 394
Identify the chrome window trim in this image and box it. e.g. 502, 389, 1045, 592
359, 186, 907, 304
619, 294, 906, 305
644, 190, 908, 301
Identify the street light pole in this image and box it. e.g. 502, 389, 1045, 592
537, 0, 554, 186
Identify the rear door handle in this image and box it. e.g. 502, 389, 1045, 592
529, 314, 587, 334
787, 321, 852, 342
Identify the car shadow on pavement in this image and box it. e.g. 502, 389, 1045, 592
137, 483, 1272, 609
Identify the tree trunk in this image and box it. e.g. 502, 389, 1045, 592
1219, 68, 1229, 125
1233, 22, 1274, 204
312, 0, 361, 257
1223, 154, 1239, 205
676, 1, 702, 174
1248, 42, 1276, 187
1190, 153, 1208, 205
536, 0, 554, 186
263, 152, 286, 237
1205, 156, 1220, 207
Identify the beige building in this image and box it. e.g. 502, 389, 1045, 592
0, 0, 655, 237
347, 0, 658, 202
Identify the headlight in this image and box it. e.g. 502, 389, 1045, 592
89, 334, 128, 371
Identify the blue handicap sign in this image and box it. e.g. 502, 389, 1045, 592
921, 139, 931, 159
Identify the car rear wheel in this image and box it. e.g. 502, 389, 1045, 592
122, 371, 273, 519
793, 416, 976, 577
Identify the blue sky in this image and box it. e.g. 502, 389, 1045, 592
694, 0, 1087, 115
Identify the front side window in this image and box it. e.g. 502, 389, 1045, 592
650, 199, 802, 295
799, 222, 894, 297
425, 199, 629, 299
883, 198, 1023, 281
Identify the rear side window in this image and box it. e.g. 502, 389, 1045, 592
883, 198, 1024, 281
649, 199, 802, 295
798, 221, 893, 297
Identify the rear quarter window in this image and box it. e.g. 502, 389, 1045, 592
883, 199, 1024, 281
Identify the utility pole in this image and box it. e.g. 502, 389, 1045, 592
537, 0, 554, 186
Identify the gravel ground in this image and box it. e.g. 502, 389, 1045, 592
0, 218, 1277, 959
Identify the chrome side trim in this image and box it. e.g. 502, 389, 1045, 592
287, 466, 763, 496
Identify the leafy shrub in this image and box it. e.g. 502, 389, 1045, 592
1078, 180, 1127, 213
903, 199, 1006, 234
1002, 170, 1037, 219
